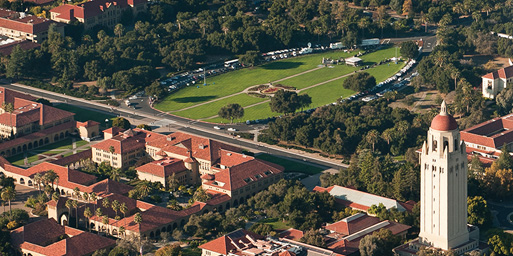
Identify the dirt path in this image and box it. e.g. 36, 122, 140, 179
168, 66, 325, 113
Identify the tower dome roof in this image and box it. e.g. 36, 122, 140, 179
430, 100, 458, 131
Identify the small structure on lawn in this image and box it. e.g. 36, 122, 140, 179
345, 57, 362, 66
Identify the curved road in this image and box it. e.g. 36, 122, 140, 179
1, 82, 346, 170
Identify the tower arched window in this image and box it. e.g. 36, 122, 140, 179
433, 140, 438, 152
443, 141, 449, 151
454, 140, 458, 151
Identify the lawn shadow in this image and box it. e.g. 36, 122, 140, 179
172, 96, 216, 103
262, 62, 303, 70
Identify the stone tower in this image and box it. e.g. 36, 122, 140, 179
419, 100, 469, 250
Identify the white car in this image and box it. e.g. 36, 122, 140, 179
213, 126, 222, 130
227, 128, 237, 132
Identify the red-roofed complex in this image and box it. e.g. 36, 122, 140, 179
482, 65, 513, 99
460, 113, 513, 164
313, 185, 415, 213
322, 213, 410, 255
0, 88, 100, 158
11, 218, 116, 256
50, 0, 147, 29
199, 229, 304, 256
0, 8, 64, 43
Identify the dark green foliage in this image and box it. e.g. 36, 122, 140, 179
107, 246, 131, 256
249, 223, 273, 236
263, 99, 425, 156
343, 72, 376, 92
218, 103, 244, 123
400, 41, 419, 59
112, 117, 131, 129
270, 90, 311, 115
467, 196, 492, 228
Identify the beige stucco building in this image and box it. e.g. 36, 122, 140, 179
50, 0, 147, 30
482, 65, 513, 99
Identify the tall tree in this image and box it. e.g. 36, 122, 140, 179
218, 103, 244, 123
1, 187, 15, 219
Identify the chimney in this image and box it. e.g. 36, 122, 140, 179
69, 9, 74, 20
39, 103, 44, 125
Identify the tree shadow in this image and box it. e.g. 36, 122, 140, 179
262, 62, 303, 70
173, 96, 216, 103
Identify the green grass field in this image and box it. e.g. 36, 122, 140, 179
7, 138, 89, 166
255, 153, 325, 175
173, 94, 267, 119
158, 46, 405, 122
258, 217, 291, 230
54, 104, 116, 128
156, 50, 357, 112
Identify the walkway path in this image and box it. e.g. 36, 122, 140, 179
201, 66, 364, 120
21, 141, 97, 167
168, 66, 325, 113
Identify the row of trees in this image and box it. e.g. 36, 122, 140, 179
260, 98, 431, 156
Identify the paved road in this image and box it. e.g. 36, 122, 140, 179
489, 201, 513, 229
1, 82, 345, 170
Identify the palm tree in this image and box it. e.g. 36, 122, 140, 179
366, 130, 380, 152
381, 128, 394, 145
90, 192, 97, 215
72, 200, 79, 228
114, 24, 124, 38
102, 198, 110, 209
1, 187, 15, 219
43, 170, 58, 190
82, 192, 89, 203
358, 18, 370, 39
111, 200, 120, 219
110, 168, 120, 182
33, 173, 42, 194
134, 212, 142, 226
102, 215, 109, 234
65, 199, 73, 226
120, 202, 128, 228
84, 207, 92, 232
450, 68, 461, 90
95, 208, 103, 234
73, 187, 80, 200
109, 146, 115, 166
52, 192, 60, 202
119, 226, 125, 238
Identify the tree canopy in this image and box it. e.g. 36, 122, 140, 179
343, 72, 376, 92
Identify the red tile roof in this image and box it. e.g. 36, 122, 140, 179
199, 229, 264, 254
103, 126, 124, 136
11, 218, 115, 256
325, 214, 381, 236
0, 8, 57, 34
482, 65, 513, 80
204, 158, 284, 192
279, 228, 304, 241
0, 40, 39, 56
0, 121, 75, 151
146, 131, 240, 162
461, 114, 513, 149
92, 129, 146, 154
50, 0, 146, 21
51, 149, 92, 166
77, 120, 99, 128
136, 157, 187, 178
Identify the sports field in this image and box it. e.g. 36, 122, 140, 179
156, 46, 405, 122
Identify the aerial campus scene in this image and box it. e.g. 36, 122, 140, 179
0, 0, 511, 255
